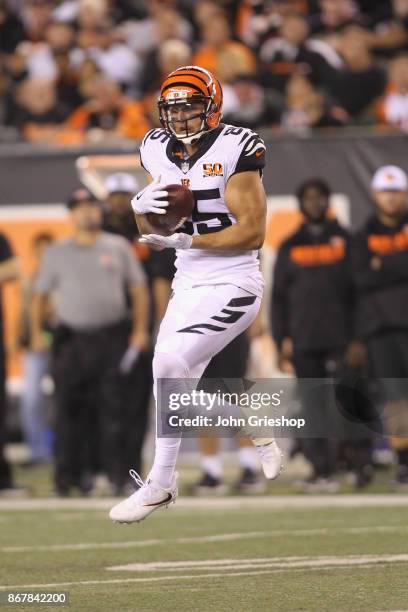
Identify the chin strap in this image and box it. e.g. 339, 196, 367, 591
177, 128, 212, 146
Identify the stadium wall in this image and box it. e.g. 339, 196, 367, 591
2, 131, 408, 228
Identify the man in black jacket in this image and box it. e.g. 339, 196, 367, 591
350, 165, 408, 488
271, 178, 353, 491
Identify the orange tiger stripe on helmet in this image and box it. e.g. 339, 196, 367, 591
161, 66, 219, 98
162, 77, 208, 98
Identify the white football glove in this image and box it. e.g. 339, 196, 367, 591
131, 175, 168, 215
139, 233, 193, 250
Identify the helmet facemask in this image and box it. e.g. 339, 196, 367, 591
158, 95, 214, 144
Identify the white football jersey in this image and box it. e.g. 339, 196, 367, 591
139, 123, 266, 297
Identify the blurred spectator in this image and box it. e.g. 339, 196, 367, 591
350, 165, 408, 489
32, 187, 149, 496
322, 26, 387, 119
259, 13, 311, 91
378, 54, 408, 131
357, 0, 392, 18
77, 0, 111, 34
223, 73, 281, 129
310, 0, 364, 36
20, 0, 55, 42
17, 233, 54, 466
11, 21, 84, 114
63, 76, 151, 143
46, 19, 77, 52
389, 0, 408, 29
84, 40, 141, 91
0, 232, 22, 497
1, 0, 408, 139
10, 76, 70, 142
193, 0, 226, 33
139, 38, 192, 96
52, 0, 79, 23
77, 56, 100, 98
238, 0, 309, 49
119, 3, 192, 56
53, 50, 83, 113
368, 0, 408, 58
281, 73, 347, 132
259, 13, 343, 92
109, 0, 147, 23
23, 21, 77, 79
0, 0, 25, 53
157, 38, 192, 82
193, 13, 257, 82
75, 0, 141, 90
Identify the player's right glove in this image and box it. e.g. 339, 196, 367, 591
139, 232, 192, 250
131, 175, 169, 215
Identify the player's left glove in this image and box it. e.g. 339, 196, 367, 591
139, 233, 192, 250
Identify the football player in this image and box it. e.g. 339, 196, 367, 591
109, 65, 282, 523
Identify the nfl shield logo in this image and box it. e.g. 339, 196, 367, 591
181, 161, 189, 174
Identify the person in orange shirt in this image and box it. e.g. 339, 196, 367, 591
192, 14, 257, 83
61, 76, 151, 144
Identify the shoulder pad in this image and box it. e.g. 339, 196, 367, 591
139, 129, 171, 174
232, 129, 266, 175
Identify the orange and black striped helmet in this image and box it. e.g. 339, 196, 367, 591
158, 65, 223, 143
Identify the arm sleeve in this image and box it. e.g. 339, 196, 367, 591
0, 234, 14, 263
232, 132, 266, 177
270, 245, 290, 349
35, 247, 57, 294
139, 148, 148, 172
138, 128, 156, 175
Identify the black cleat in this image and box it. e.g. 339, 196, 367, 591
234, 468, 266, 494
191, 472, 228, 496
390, 466, 408, 491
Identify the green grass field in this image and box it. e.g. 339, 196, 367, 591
1, 494, 408, 612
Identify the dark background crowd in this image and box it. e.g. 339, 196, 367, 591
2, 0, 408, 144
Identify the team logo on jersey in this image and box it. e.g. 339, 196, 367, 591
181, 178, 191, 188
203, 163, 223, 177
181, 161, 190, 174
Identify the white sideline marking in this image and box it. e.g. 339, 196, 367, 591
107, 554, 408, 573
2, 494, 408, 511
1, 532, 268, 553
1, 555, 407, 591
2, 525, 408, 554
108, 557, 311, 571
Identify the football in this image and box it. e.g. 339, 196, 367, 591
146, 184, 194, 235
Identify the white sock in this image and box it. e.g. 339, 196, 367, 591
150, 364, 189, 489
149, 437, 181, 489
202, 455, 223, 479
238, 446, 260, 472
